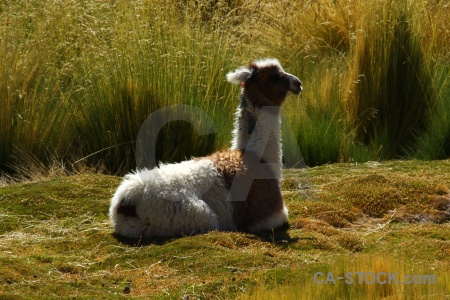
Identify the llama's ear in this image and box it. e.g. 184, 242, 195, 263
226, 67, 251, 85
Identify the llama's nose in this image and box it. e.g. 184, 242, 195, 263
290, 77, 302, 94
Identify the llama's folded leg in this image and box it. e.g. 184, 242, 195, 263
230, 177, 289, 233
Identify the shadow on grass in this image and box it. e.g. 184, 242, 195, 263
113, 222, 299, 247
252, 222, 299, 245
113, 233, 175, 247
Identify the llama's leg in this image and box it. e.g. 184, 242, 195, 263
231, 178, 288, 232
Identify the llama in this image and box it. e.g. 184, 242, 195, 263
109, 58, 302, 238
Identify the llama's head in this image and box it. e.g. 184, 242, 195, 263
226, 58, 302, 106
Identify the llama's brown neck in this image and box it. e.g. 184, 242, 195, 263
230, 94, 282, 166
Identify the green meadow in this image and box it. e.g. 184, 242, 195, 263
1, 0, 449, 299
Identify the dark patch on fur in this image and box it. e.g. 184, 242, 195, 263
117, 201, 138, 218
239, 95, 257, 134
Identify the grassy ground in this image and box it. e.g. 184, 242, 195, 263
1, 160, 449, 299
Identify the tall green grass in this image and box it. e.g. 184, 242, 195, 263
0, 0, 449, 175
412, 64, 450, 159
346, 1, 435, 158
254, 0, 449, 163
284, 58, 351, 165
0, 0, 240, 174
70, 4, 239, 171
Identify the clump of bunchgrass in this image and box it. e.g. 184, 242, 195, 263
290, 200, 360, 228
345, 1, 437, 158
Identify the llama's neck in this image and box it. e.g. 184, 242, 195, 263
230, 95, 282, 165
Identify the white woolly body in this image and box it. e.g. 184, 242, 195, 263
109, 159, 234, 238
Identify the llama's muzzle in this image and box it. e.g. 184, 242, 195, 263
288, 74, 302, 94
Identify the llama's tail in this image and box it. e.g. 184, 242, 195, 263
110, 172, 144, 219
109, 172, 149, 238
